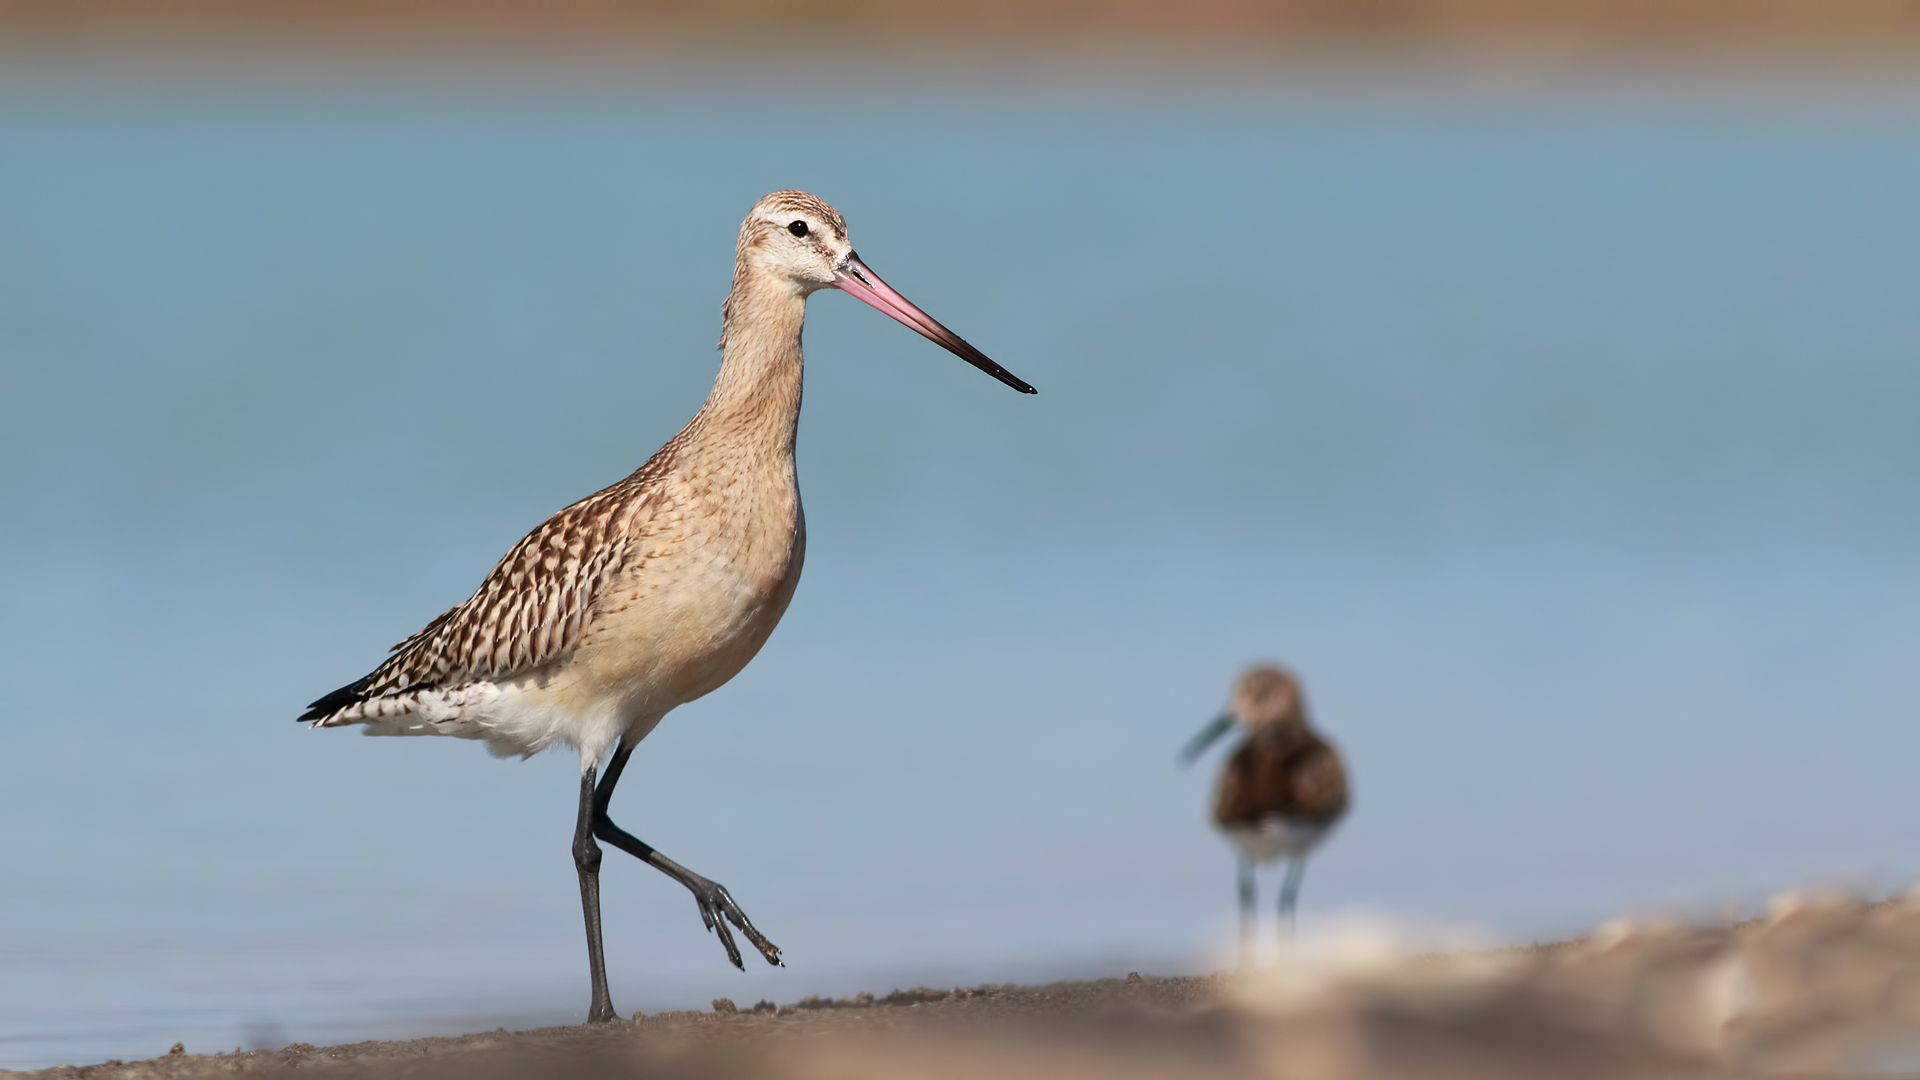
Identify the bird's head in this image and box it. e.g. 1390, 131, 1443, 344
1180, 663, 1308, 766
1231, 665, 1307, 733
738, 190, 852, 291
732, 189, 1036, 394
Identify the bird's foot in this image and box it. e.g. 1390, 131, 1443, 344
684, 873, 783, 970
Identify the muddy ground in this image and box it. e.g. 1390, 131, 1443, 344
15, 892, 1920, 1080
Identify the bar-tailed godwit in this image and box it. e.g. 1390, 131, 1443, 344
1181, 664, 1349, 958
300, 190, 1034, 1023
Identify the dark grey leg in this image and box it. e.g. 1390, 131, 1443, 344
592, 740, 783, 970
1278, 857, 1308, 941
573, 765, 616, 1024
1237, 856, 1256, 967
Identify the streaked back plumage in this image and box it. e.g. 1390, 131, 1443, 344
299, 438, 684, 725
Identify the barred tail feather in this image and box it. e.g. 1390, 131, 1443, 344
298, 675, 375, 724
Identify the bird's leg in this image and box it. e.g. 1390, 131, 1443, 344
573, 764, 617, 1024
1278, 857, 1307, 943
1237, 855, 1256, 968
591, 740, 783, 971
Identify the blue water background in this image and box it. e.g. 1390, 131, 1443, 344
4, 68, 1920, 1068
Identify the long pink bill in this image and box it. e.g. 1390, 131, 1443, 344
833, 253, 1037, 395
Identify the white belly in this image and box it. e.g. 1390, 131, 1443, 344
1226, 818, 1334, 864
355, 677, 640, 764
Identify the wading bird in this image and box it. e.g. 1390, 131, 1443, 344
300, 191, 1034, 1023
1181, 664, 1349, 958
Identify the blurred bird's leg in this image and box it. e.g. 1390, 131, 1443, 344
1279, 857, 1307, 942
592, 739, 783, 971
572, 763, 616, 1024
1238, 856, 1256, 967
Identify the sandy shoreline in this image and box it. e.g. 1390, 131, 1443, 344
3, 974, 1226, 1079
16, 891, 1920, 1079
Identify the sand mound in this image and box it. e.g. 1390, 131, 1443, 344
19, 890, 1920, 1079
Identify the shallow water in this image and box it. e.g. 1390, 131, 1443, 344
4, 69, 1920, 1069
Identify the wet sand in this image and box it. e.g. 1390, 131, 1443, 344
15, 891, 1920, 1079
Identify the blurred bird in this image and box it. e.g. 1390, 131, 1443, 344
299, 190, 1034, 1024
1181, 664, 1349, 959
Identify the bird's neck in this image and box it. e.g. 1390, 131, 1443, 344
696, 270, 808, 453
1251, 720, 1312, 754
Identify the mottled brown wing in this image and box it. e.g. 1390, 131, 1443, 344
1284, 739, 1350, 822
299, 470, 656, 721
1213, 734, 1350, 828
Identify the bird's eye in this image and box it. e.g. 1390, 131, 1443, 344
788, 220, 809, 238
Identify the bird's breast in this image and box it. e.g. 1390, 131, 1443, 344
558, 463, 805, 726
